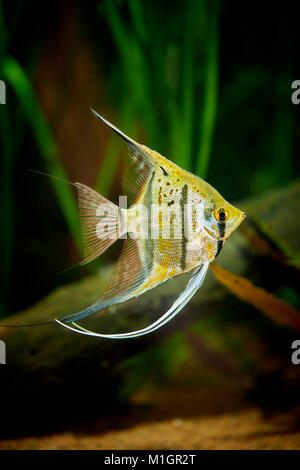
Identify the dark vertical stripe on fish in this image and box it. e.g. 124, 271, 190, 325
180, 184, 188, 271
216, 221, 226, 258
215, 240, 224, 258
217, 221, 226, 239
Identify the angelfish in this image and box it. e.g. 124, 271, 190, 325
2, 111, 246, 339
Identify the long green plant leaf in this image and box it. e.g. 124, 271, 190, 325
2, 56, 81, 251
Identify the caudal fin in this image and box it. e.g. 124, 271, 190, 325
75, 183, 124, 265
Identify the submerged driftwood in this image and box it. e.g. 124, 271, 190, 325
0, 181, 299, 437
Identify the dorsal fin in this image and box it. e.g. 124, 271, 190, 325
91, 109, 157, 206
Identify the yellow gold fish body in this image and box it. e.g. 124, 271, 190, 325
125, 146, 245, 294
58, 111, 246, 332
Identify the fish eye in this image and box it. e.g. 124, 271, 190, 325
214, 207, 229, 222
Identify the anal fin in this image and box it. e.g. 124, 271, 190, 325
58, 237, 151, 323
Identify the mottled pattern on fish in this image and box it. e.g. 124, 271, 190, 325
129, 151, 220, 295
58, 111, 246, 336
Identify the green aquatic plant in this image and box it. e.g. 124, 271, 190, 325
99, 0, 220, 177
0, 0, 221, 317
0, 0, 81, 315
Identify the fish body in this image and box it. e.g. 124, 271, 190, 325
57, 111, 246, 338
126, 150, 242, 293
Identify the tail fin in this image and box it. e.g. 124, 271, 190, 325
75, 183, 125, 265
28, 170, 123, 266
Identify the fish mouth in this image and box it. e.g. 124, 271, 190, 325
236, 211, 247, 228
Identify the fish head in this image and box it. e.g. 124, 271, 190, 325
201, 187, 246, 242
